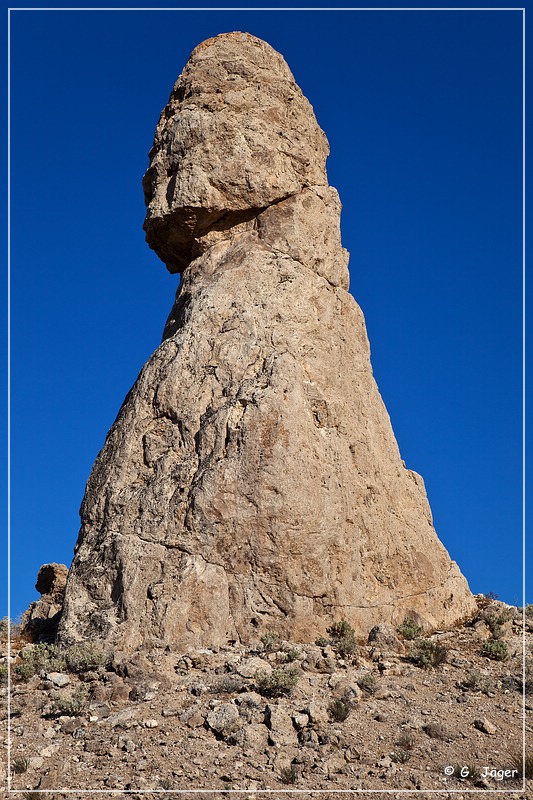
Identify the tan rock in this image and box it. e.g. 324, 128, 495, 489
58, 32, 475, 653
20, 563, 69, 641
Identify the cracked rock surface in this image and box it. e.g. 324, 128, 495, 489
58, 32, 475, 652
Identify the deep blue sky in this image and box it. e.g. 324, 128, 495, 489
4, 6, 526, 621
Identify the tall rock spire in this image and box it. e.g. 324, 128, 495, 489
58, 32, 475, 651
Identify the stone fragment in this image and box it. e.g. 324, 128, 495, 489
234, 691, 264, 708
106, 708, 137, 729
206, 702, 241, 734
161, 707, 180, 717
60, 718, 82, 734
292, 712, 309, 730
58, 31, 475, 653
180, 704, 206, 728
40, 744, 60, 758
144, 718, 159, 728
47, 672, 70, 688
265, 703, 298, 747
368, 624, 403, 650
474, 717, 497, 735
303, 701, 328, 725
236, 657, 272, 678
242, 722, 269, 752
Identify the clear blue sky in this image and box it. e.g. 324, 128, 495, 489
3, 5, 526, 621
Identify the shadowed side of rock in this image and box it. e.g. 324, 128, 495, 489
19, 563, 69, 642
57, 32, 475, 652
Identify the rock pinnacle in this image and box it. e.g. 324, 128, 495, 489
58, 32, 475, 651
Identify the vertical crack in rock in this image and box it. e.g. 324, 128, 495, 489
58, 32, 475, 651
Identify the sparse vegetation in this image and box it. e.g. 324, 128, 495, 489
525, 604, 533, 618
13, 643, 67, 681
328, 697, 351, 722
459, 670, 493, 694
281, 647, 301, 663
392, 748, 411, 763
51, 685, 90, 716
280, 763, 298, 784
397, 617, 424, 640
63, 642, 106, 673
12, 757, 29, 774
357, 672, 377, 695
11, 642, 106, 683
260, 632, 280, 653
255, 667, 299, 697
481, 639, 509, 661
396, 730, 416, 750
328, 619, 357, 659
483, 608, 512, 639
315, 636, 330, 648
0, 664, 8, 685
477, 591, 499, 609
409, 639, 448, 669
511, 749, 533, 779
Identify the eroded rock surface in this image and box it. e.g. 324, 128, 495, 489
58, 32, 475, 651
21, 563, 69, 641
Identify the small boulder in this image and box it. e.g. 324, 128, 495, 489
206, 702, 241, 735
474, 717, 497, 735
46, 672, 70, 688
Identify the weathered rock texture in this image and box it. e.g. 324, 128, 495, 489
58, 32, 475, 651
21, 563, 69, 641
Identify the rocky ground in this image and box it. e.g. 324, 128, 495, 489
1, 598, 531, 799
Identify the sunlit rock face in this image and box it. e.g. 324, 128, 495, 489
58, 32, 475, 651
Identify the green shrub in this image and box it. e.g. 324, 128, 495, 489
280, 647, 301, 663
460, 670, 493, 694
12, 757, 29, 774
315, 636, 330, 648
260, 632, 280, 653
392, 748, 411, 763
481, 639, 509, 661
409, 639, 448, 669
483, 609, 512, 639
63, 643, 106, 673
328, 619, 357, 658
0, 664, 8, 686
51, 685, 89, 716
12, 642, 106, 682
328, 620, 353, 639
13, 644, 67, 681
397, 617, 424, 640
279, 764, 298, 784
328, 697, 351, 722
357, 672, 377, 695
255, 667, 299, 698
396, 731, 416, 753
